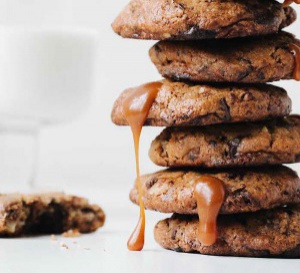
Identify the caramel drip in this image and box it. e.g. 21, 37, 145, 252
194, 175, 225, 246
123, 82, 162, 251
288, 43, 300, 81
283, 0, 300, 7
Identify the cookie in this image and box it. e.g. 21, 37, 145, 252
112, 80, 291, 127
130, 166, 300, 215
154, 207, 300, 257
112, 0, 296, 40
0, 193, 105, 236
282, 6, 297, 29
149, 32, 300, 83
149, 115, 300, 168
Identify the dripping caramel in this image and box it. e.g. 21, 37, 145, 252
194, 175, 225, 246
283, 0, 300, 7
123, 82, 162, 251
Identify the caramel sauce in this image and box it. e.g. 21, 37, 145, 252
283, 0, 300, 7
288, 43, 300, 81
123, 81, 162, 251
194, 175, 225, 246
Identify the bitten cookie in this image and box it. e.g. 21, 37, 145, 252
0, 193, 105, 236
154, 207, 300, 257
149, 116, 300, 168
112, 0, 296, 40
112, 80, 291, 127
130, 166, 300, 214
149, 32, 300, 83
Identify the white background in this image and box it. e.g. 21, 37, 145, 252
37, 0, 300, 191
37, 0, 167, 190
2, 1, 300, 272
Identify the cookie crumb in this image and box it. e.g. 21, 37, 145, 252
62, 229, 81, 238
51, 234, 57, 241
60, 243, 69, 250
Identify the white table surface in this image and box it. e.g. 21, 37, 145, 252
1, 187, 299, 273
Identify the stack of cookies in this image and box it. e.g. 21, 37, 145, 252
112, 0, 300, 257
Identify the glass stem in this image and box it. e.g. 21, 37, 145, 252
29, 129, 40, 189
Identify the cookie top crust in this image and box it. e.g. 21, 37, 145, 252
112, 0, 296, 40
149, 32, 300, 83
112, 80, 291, 127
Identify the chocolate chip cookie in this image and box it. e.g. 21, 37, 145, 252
154, 207, 300, 257
149, 32, 299, 83
112, 0, 296, 40
0, 193, 105, 236
130, 166, 300, 214
112, 80, 291, 127
149, 116, 300, 168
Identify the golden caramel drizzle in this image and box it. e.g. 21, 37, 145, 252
194, 175, 225, 246
283, 0, 300, 7
288, 43, 300, 81
123, 82, 162, 251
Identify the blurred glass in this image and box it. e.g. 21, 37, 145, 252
0, 0, 73, 26
0, 0, 98, 190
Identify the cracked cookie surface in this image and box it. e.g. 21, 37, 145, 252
154, 207, 300, 257
112, 80, 291, 127
149, 115, 300, 168
149, 32, 300, 83
0, 193, 105, 236
130, 166, 300, 214
112, 0, 296, 40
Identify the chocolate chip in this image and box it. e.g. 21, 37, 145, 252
241, 92, 255, 101
219, 98, 231, 121
178, 3, 185, 10
295, 153, 300, 162
237, 66, 253, 81
188, 147, 200, 161
174, 247, 183, 252
171, 229, 177, 240
154, 44, 162, 53
258, 71, 266, 80
209, 140, 217, 147
146, 178, 158, 189
229, 137, 241, 158
229, 93, 237, 103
